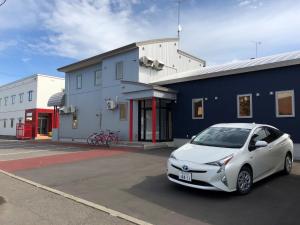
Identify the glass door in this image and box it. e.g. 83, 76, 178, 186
138, 99, 173, 142
38, 117, 48, 135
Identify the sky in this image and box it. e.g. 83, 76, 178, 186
0, 0, 300, 85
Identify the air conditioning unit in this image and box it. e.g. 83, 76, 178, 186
153, 60, 164, 70
60, 106, 70, 114
106, 100, 117, 110
139, 56, 154, 67
69, 105, 76, 113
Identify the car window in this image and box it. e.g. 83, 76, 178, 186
251, 128, 268, 143
264, 127, 284, 143
191, 127, 251, 148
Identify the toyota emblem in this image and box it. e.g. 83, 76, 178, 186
182, 165, 189, 171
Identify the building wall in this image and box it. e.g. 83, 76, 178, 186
0, 75, 65, 136
0, 76, 37, 136
60, 49, 140, 140
165, 65, 300, 142
36, 75, 65, 109
138, 41, 204, 83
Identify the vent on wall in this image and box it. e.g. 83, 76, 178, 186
139, 56, 154, 67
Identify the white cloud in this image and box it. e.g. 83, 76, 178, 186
1, 0, 300, 65
0, 40, 17, 51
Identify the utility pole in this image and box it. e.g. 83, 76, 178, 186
177, 0, 182, 49
252, 41, 262, 58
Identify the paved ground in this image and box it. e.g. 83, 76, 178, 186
1, 140, 300, 225
0, 172, 132, 225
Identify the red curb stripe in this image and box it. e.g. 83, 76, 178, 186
0, 149, 128, 172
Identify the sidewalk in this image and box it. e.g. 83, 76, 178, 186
0, 172, 133, 225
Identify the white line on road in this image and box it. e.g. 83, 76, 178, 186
0, 150, 48, 156
0, 170, 153, 225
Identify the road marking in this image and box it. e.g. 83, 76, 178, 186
0, 170, 153, 225
0, 150, 48, 156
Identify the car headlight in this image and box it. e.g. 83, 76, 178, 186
170, 153, 177, 160
205, 154, 233, 173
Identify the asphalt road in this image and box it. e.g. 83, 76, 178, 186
12, 145, 300, 225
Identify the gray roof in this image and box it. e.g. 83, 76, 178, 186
47, 92, 65, 107
151, 50, 300, 85
58, 38, 179, 73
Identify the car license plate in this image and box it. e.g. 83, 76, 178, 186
178, 172, 192, 182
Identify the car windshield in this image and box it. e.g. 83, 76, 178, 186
191, 127, 251, 148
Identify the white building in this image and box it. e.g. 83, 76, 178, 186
56, 38, 205, 143
0, 74, 65, 138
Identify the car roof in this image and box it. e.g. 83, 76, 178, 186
211, 123, 264, 130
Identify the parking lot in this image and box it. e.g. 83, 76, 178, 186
1, 140, 300, 225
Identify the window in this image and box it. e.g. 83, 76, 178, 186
119, 103, 128, 121
76, 74, 82, 89
10, 118, 14, 128
237, 94, 252, 118
276, 90, 295, 117
72, 113, 78, 129
3, 119, 6, 128
19, 93, 24, 103
94, 70, 102, 86
116, 61, 124, 80
191, 127, 251, 149
0, 98, 2, 106
28, 91, 33, 101
11, 95, 16, 104
264, 127, 284, 143
4, 97, 8, 105
192, 98, 204, 119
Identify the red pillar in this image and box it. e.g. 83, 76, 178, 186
129, 99, 133, 142
152, 97, 156, 143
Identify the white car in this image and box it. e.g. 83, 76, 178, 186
167, 123, 293, 194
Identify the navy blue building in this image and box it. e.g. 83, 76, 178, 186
157, 51, 300, 143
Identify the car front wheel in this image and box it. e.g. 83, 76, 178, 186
236, 166, 253, 195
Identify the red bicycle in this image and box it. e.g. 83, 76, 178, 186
105, 130, 120, 147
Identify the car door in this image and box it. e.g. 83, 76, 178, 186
249, 128, 272, 180
264, 127, 286, 169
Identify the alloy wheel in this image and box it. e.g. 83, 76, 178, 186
237, 170, 252, 194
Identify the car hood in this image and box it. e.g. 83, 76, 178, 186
172, 143, 239, 164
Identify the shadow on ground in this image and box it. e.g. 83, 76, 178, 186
127, 172, 300, 225
0, 196, 6, 205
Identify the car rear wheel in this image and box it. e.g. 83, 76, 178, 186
236, 166, 253, 195
283, 153, 292, 175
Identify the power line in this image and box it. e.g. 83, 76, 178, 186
0, 0, 7, 7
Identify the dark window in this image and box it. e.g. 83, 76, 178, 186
10, 118, 14, 128
28, 91, 33, 101
264, 127, 284, 143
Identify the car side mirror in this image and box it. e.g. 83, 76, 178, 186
255, 141, 268, 148
191, 135, 196, 140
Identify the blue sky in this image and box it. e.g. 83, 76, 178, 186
0, 0, 300, 85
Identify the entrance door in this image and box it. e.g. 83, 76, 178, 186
138, 99, 173, 142
38, 117, 48, 135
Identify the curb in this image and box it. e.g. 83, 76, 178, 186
0, 169, 153, 225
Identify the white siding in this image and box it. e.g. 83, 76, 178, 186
0, 75, 65, 136
138, 41, 203, 83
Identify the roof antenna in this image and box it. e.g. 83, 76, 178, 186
177, 0, 182, 49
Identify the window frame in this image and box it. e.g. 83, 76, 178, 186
237, 93, 253, 118
28, 91, 33, 102
76, 74, 82, 89
19, 93, 24, 103
11, 95, 16, 104
10, 118, 14, 128
4, 97, 8, 106
116, 61, 124, 80
192, 98, 204, 119
94, 70, 102, 86
119, 102, 128, 121
275, 90, 295, 118
3, 119, 6, 128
